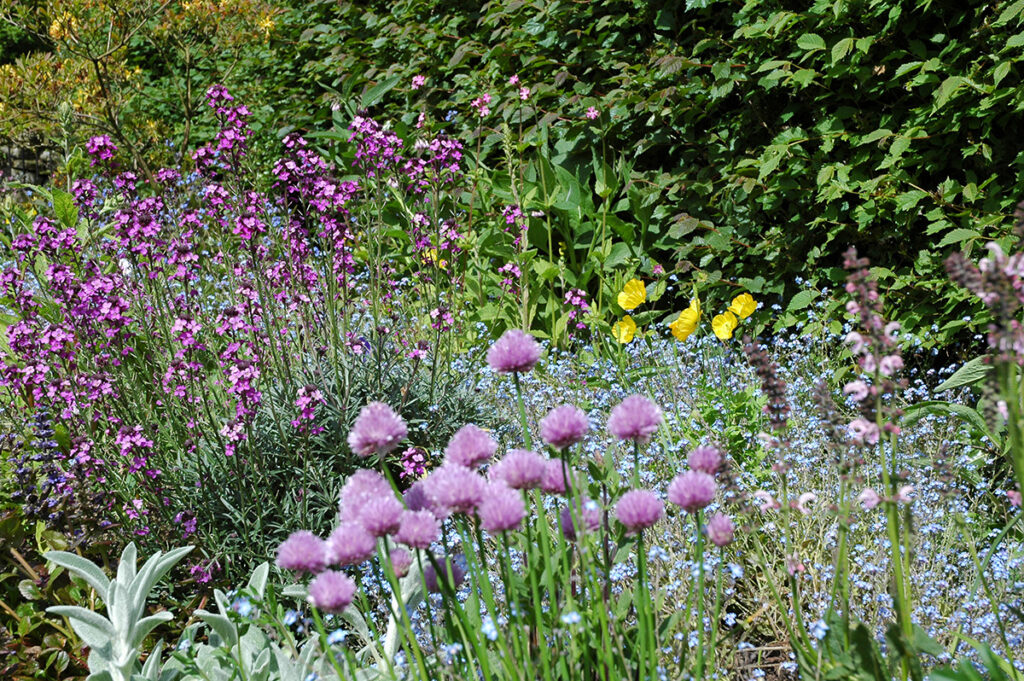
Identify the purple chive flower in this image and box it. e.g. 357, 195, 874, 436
539, 405, 589, 449
354, 494, 403, 537
424, 555, 467, 593
668, 471, 716, 513
396, 509, 440, 549
487, 329, 541, 373
615, 489, 664, 533
607, 395, 663, 443
706, 512, 734, 547
390, 548, 413, 578
423, 464, 486, 516
444, 424, 497, 469
339, 469, 392, 520
308, 570, 356, 613
347, 401, 408, 457
561, 499, 602, 541
478, 482, 526, 533
327, 521, 376, 566
489, 448, 546, 489
275, 530, 327, 574
404, 480, 431, 512
540, 458, 575, 495
687, 445, 723, 475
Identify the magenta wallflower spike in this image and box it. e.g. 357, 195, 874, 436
275, 530, 327, 574
347, 401, 407, 457
327, 521, 376, 566
396, 510, 440, 549
540, 405, 589, 450
489, 448, 546, 490
607, 395, 663, 443
478, 482, 526, 533
668, 470, 716, 513
487, 329, 540, 373
308, 570, 356, 613
445, 424, 497, 469
615, 489, 664, 533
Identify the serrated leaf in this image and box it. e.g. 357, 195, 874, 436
797, 33, 826, 52
934, 76, 966, 109
936, 228, 981, 248
831, 37, 854, 63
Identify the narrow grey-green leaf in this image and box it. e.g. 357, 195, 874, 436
45, 551, 110, 601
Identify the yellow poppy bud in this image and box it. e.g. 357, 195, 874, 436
612, 315, 637, 344
712, 311, 738, 341
728, 293, 757, 319
617, 278, 647, 311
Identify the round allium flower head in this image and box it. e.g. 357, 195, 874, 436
404, 480, 431, 512
668, 470, 716, 512
308, 570, 356, 613
390, 548, 413, 578
276, 530, 327, 574
423, 464, 486, 516
540, 458, 575, 495
607, 395, 663, 443
327, 521, 376, 566
540, 405, 590, 449
478, 482, 526, 533
424, 554, 467, 593
487, 329, 541, 373
489, 448, 545, 489
354, 494, 403, 537
445, 424, 497, 469
347, 402, 407, 457
687, 445, 723, 476
339, 469, 392, 520
396, 509, 440, 549
706, 512, 734, 547
561, 499, 602, 541
615, 489, 664, 533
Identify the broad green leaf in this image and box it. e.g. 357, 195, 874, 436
361, 74, 401, 108
797, 33, 826, 52
52, 189, 78, 229
936, 228, 981, 248
934, 76, 965, 109
831, 37, 854, 63
935, 356, 990, 392
786, 289, 818, 311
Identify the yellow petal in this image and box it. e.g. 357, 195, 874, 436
728, 293, 756, 319
612, 315, 637, 344
712, 311, 738, 340
669, 304, 700, 342
617, 278, 647, 311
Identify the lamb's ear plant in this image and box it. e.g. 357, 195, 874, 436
44, 543, 193, 681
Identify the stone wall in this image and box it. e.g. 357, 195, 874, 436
0, 138, 55, 186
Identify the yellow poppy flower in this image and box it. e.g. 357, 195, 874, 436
728, 293, 757, 319
617, 278, 647, 311
669, 298, 701, 341
612, 315, 637, 344
711, 311, 738, 340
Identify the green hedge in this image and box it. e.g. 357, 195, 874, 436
256, 0, 1024, 345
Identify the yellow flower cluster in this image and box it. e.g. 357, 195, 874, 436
670, 292, 757, 342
